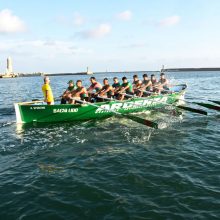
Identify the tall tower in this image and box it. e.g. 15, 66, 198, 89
6, 57, 13, 75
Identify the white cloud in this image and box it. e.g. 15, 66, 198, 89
73, 13, 85, 26
0, 39, 92, 57
117, 10, 132, 21
80, 24, 111, 39
158, 15, 180, 27
0, 9, 26, 33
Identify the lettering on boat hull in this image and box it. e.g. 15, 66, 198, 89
53, 108, 78, 113
95, 97, 168, 113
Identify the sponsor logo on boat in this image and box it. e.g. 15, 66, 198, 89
53, 108, 78, 113
95, 97, 168, 113
30, 106, 46, 110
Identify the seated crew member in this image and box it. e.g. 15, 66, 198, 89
139, 73, 152, 97
150, 74, 160, 93
133, 80, 142, 96
159, 72, 169, 92
96, 78, 114, 99
132, 74, 142, 86
112, 77, 121, 98
118, 76, 133, 100
70, 80, 88, 104
87, 77, 102, 94
42, 76, 54, 105
61, 80, 75, 104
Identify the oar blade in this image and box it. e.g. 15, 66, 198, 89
194, 102, 220, 111
123, 114, 158, 129
208, 100, 220, 106
176, 105, 208, 115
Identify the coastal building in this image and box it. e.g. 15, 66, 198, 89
86, 67, 93, 75
6, 57, 13, 75
0, 57, 17, 78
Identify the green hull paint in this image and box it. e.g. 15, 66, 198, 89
14, 87, 186, 124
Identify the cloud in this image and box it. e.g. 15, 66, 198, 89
0, 9, 26, 33
80, 24, 111, 39
117, 10, 132, 21
0, 39, 92, 58
158, 15, 180, 27
73, 13, 85, 26
55, 13, 85, 27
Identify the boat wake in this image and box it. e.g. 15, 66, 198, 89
0, 121, 15, 128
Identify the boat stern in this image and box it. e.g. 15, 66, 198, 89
14, 103, 23, 124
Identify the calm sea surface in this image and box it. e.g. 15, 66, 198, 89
0, 71, 219, 219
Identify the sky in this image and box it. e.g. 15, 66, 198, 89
0, 0, 220, 73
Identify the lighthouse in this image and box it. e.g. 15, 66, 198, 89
6, 57, 13, 75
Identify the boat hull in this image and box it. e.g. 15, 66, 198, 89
14, 88, 186, 124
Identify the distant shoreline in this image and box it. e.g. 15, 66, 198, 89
163, 67, 220, 72
1, 68, 220, 79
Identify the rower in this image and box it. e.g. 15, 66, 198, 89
70, 80, 88, 104
60, 80, 75, 104
112, 77, 121, 99
159, 72, 169, 92
42, 76, 54, 105
139, 73, 152, 97
118, 76, 133, 100
87, 76, 102, 101
96, 78, 114, 99
150, 74, 159, 93
87, 77, 102, 93
132, 74, 142, 86
133, 80, 142, 96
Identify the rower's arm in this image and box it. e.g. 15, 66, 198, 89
121, 85, 129, 92
142, 81, 152, 89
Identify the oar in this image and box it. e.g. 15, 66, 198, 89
187, 97, 220, 106
208, 100, 220, 105
137, 90, 208, 115
192, 102, 220, 111
160, 89, 220, 112
175, 97, 220, 112
71, 98, 158, 129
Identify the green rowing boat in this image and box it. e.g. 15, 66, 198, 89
14, 84, 187, 124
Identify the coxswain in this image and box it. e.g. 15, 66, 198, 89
70, 80, 88, 104
139, 73, 152, 97
42, 76, 54, 105
96, 78, 114, 99
112, 77, 121, 98
60, 80, 75, 104
118, 76, 133, 100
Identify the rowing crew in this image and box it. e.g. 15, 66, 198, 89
42, 73, 169, 105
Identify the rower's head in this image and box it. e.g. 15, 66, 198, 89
68, 80, 74, 87
90, 76, 96, 83
44, 76, 50, 84
113, 77, 119, 83
103, 78, 109, 85
160, 72, 165, 79
76, 80, 82, 87
151, 74, 156, 81
133, 74, 138, 81
143, 73, 148, 80
122, 76, 128, 83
